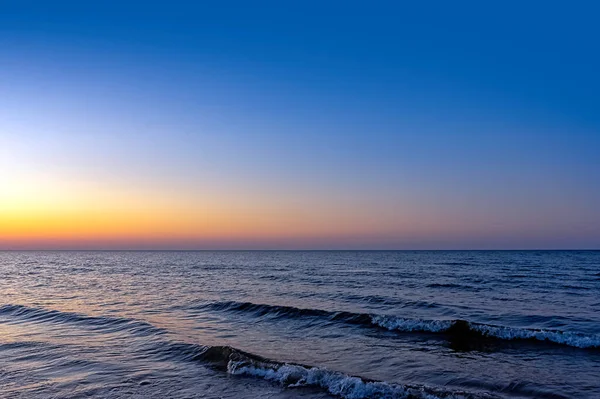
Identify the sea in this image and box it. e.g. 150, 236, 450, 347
0, 251, 599, 399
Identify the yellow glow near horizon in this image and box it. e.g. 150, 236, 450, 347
0, 168, 578, 249
1, 141, 551, 249
0, 167, 422, 247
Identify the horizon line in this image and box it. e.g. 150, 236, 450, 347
1, 248, 598, 252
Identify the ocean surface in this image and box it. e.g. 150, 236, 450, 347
0, 251, 599, 399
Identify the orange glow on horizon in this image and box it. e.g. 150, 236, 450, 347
2, 160, 565, 249
0, 174, 424, 248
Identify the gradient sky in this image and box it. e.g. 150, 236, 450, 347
1, 1, 599, 249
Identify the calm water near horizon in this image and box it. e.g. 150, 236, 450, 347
1, 251, 599, 398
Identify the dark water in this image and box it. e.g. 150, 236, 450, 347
1, 251, 599, 399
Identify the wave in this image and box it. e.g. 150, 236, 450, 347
188, 345, 493, 399
0, 303, 493, 398
437, 262, 477, 267
197, 301, 600, 349
0, 303, 581, 398
150, 342, 498, 398
4, 301, 599, 353
0, 304, 165, 336
426, 283, 477, 290
195, 300, 373, 324
0, 340, 56, 351
561, 284, 590, 290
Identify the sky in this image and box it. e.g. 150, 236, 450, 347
1, 1, 599, 250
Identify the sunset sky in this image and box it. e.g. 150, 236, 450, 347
1, 1, 599, 249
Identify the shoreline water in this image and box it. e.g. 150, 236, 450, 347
1, 250, 598, 398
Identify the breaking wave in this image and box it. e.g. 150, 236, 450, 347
196, 301, 600, 349
0, 303, 494, 399
190, 345, 495, 399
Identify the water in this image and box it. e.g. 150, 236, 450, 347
0, 251, 599, 399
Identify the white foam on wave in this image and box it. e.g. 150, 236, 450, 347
370, 315, 453, 333
470, 324, 600, 349
227, 360, 479, 399
369, 314, 600, 349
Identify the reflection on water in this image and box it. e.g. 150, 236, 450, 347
1, 251, 599, 398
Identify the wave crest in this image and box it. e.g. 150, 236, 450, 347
191, 345, 494, 399
198, 301, 600, 349
0, 304, 165, 336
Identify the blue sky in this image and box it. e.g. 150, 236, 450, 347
1, 1, 599, 249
